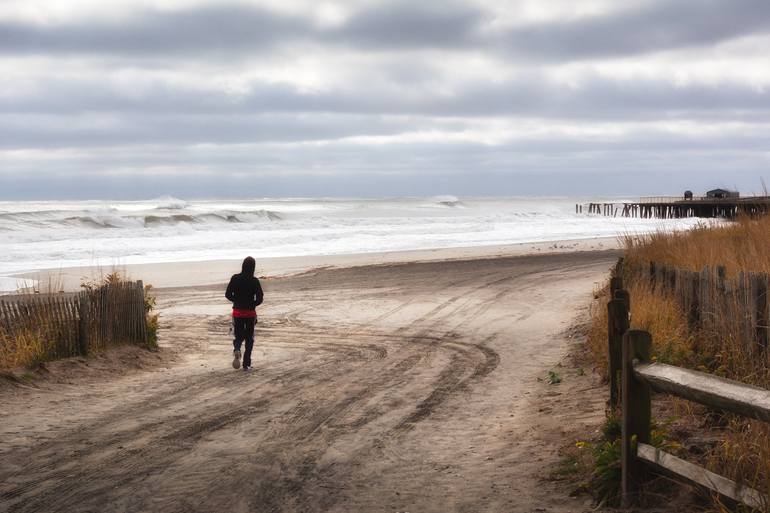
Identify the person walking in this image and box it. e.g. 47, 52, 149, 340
225, 256, 264, 371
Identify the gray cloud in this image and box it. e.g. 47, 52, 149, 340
0, 5, 308, 56
0, 1, 484, 57
3, 126, 768, 174
0, 112, 430, 148
2, 0, 767, 59
2, 132, 767, 199
332, 1, 485, 49
1, 0, 770, 198
1, 72, 767, 142
496, 0, 770, 60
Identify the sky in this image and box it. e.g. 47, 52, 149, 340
1, 0, 769, 199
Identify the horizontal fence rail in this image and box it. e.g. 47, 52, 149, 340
0, 281, 148, 367
635, 361, 770, 423
609, 260, 770, 509
637, 443, 765, 511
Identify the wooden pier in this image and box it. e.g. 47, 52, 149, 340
578, 196, 770, 219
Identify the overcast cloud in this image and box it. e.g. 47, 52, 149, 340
1, 0, 769, 198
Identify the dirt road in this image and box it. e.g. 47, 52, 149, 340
0, 251, 616, 512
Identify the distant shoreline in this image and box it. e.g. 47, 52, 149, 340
9, 237, 622, 292
1, 196, 704, 293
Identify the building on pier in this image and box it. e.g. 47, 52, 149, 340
706, 188, 739, 199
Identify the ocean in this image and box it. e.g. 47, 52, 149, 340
0, 195, 705, 291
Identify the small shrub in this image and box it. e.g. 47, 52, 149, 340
602, 413, 621, 442
144, 284, 159, 349
582, 415, 623, 506
590, 437, 622, 507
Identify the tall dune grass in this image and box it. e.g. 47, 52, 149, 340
0, 276, 66, 370
588, 215, 770, 511
623, 217, 770, 277
0, 331, 45, 370
587, 271, 694, 378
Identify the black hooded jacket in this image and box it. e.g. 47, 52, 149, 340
225, 258, 264, 311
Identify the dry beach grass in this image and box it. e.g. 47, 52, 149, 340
587, 216, 770, 511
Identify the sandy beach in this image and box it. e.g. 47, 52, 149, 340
13, 236, 621, 292
0, 248, 619, 512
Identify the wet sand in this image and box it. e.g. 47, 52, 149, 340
0, 250, 618, 512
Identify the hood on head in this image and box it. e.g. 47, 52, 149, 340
241, 256, 256, 277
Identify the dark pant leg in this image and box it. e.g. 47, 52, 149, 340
242, 318, 256, 368
233, 317, 245, 351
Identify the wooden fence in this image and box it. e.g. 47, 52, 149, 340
608, 261, 770, 509
0, 281, 148, 365
644, 260, 769, 348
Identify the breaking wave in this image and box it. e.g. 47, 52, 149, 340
1, 209, 282, 230
428, 195, 465, 208
151, 196, 188, 210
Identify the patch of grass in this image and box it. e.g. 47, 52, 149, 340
583, 414, 624, 507
589, 434, 622, 507
602, 413, 621, 442
584, 415, 681, 508
550, 453, 583, 480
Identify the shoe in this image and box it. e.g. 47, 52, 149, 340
232, 349, 241, 369
243, 366, 251, 372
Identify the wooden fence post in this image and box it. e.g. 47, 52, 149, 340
699, 267, 711, 334
737, 272, 749, 346
750, 273, 768, 350
78, 293, 91, 356
666, 266, 676, 291
717, 266, 727, 288
608, 294, 630, 409
137, 281, 148, 346
687, 271, 700, 331
656, 264, 665, 291
614, 289, 631, 313
611, 258, 624, 293
622, 330, 652, 507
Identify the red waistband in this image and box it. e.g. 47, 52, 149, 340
232, 308, 256, 318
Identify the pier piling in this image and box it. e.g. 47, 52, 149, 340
577, 195, 769, 220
